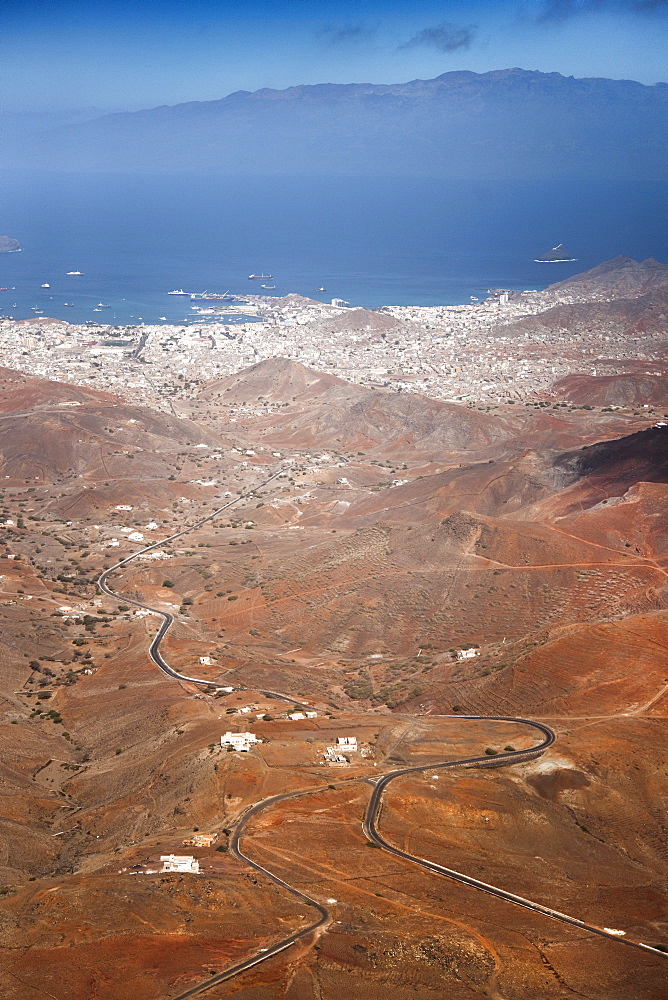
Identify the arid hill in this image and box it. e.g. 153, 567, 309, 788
0, 366, 220, 481
500, 284, 668, 340
546, 255, 668, 298
0, 357, 666, 999
197, 357, 531, 456
551, 372, 668, 408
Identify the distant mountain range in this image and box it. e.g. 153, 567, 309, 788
7, 68, 668, 177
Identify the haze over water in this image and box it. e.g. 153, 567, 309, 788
1, 172, 666, 326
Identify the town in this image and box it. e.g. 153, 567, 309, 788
1, 279, 664, 413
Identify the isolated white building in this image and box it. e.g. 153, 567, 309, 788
221, 731, 260, 752
457, 647, 480, 660
160, 855, 199, 873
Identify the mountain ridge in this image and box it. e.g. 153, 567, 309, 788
9, 68, 667, 177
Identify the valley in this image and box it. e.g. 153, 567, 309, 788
0, 258, 666, 999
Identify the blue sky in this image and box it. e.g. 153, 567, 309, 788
4, 0, 668, 112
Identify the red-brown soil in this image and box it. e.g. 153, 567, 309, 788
0, 354, 666, 998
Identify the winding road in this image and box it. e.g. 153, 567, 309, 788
95, 467, 668, 998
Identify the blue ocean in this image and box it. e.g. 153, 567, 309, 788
1, 172, 666, 326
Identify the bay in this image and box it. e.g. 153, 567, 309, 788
0, 172, 666, 327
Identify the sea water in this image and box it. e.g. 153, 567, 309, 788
0, 172, 666, 326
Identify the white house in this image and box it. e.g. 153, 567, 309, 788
336, 737, 357, 750
457, 647, 479, 660
305, 711, 318, 719
199, 656, 212, 666
160, 855, 199, 873
288, 711, 305, 720
221, 731, 260, 752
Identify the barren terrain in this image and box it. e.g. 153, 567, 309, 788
0, 259, 667, 998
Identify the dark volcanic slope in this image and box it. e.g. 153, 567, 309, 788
9, 69, 668, 177
554, 425, 668, 489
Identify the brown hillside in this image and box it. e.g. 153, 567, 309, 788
551, 372, 668, 408
546, 255, 668, 297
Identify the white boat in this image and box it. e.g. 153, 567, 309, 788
63, 302, 74, 307
93, 308, 102, 312
41, 283, 50, 288
97, 302, 110, 308
167, 288, 188, 295
159, 316, 167, 321
261, 284, 276, 289
248, 273, 272, 280
66, 271, 83, 275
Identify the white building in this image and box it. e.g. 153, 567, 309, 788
221, 731, 260, 752
336, 736, 357, 750
457, 647, 480, 660
199, 656, 212, 665
160, 855, 199, 873
288, 711, 305, 720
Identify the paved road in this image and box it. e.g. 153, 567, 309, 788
171, 788, 331, 999
95, 468, 667, 997
364, 717, 667, 960
97, 465, 290, 687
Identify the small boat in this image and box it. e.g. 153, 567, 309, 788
63, 302, 74, 307
317, 286, 326, 292
93, 308, 102, 312
248, 273, 272, 280
66, 270, 83, 275
167, 288, 188, 295
41, 283, 50, 288
159, 316, 167, 321
261, 284, 276, 289
0, 287, 7, 291
97, 302, 110, 308
534, 243, 576, 263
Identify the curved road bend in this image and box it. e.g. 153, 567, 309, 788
365, 717, 668, 960
172, 787, 332, 1000
95, 470, 667, 995
97, 465, 291, 687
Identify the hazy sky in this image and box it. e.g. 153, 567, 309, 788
4, 0, 668, 113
